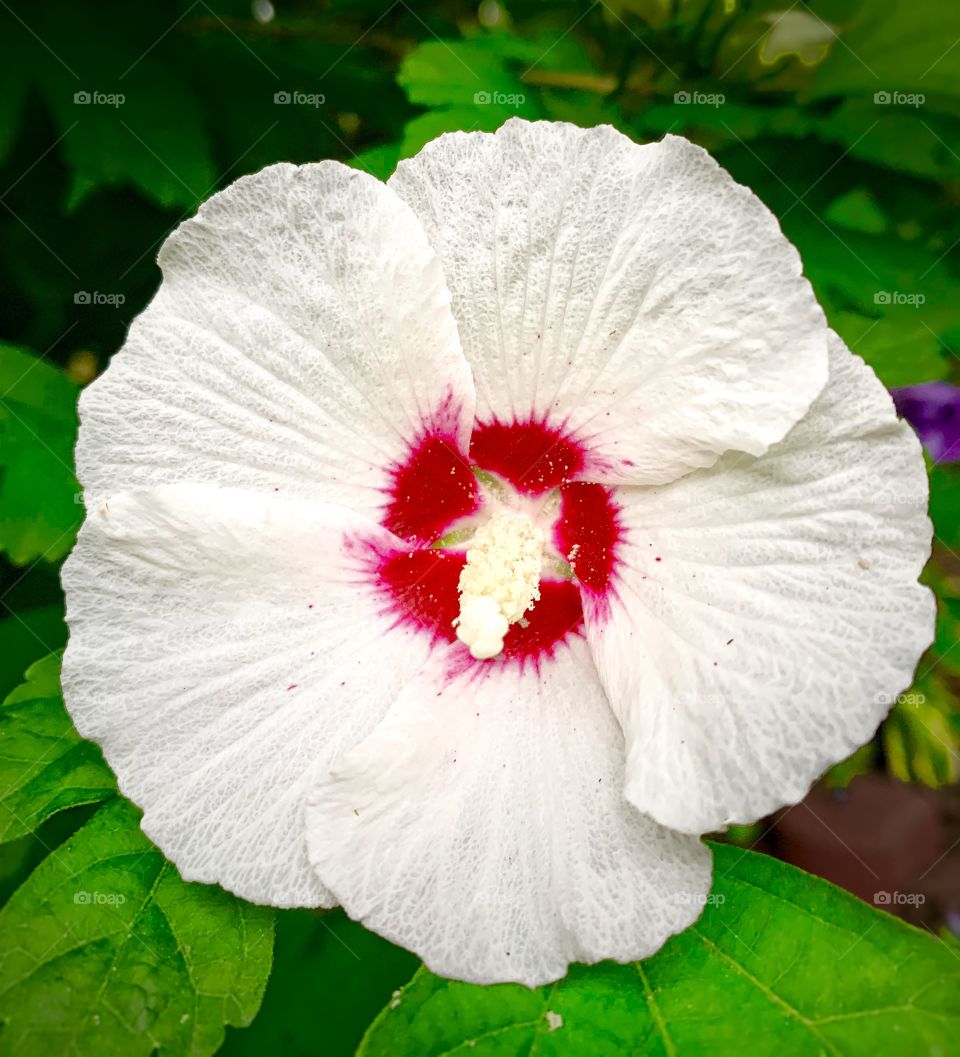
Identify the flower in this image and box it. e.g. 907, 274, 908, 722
61, 118, 934, 987
891, 381, 960, 464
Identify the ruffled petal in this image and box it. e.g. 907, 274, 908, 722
586, 333, 935, 834
305, 638, 712, 986
77, 161, 474, 519
61, 484, 436, 907
390, 118, 828, 485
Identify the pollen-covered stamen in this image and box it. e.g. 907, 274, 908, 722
455, 510, 545, 660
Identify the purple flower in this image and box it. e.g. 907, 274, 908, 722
891, 382, 960, 463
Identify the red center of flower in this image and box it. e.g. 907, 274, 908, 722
377, 418, 620, 667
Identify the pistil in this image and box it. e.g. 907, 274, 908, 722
454, 510, 545, 659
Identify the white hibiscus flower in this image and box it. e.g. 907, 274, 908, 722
61, 118, 934, 987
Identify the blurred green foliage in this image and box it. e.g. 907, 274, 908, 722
1, 0, 959, 1053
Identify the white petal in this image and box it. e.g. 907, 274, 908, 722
305, 638, 712, 986
77, 162, 473, 519
390, 118, 828, 484
61, 484, 435, 907
587, 333, 935, 834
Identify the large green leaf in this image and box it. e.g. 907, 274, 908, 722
359, 843, 960, 1056
0, 344, 82, 564
0, 798, 274, 1057
0, 653, 115, 844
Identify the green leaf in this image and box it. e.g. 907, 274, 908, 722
784, 224, 957, 387
817, 102, 960, 181
40, 62, 217, 212
722, 821, 766, 846
348, 143, 402, 181
930, 591, 960, 674
882, 674, 960, 788
219, 909, 417, 1057
0, 798, 274, 1057
0, 344, 82, 564
0, 805, 100, 909
398, 39, 535, 113
830, 312, 949, 388
399, 106, 516, 159
823, 740, 879, 789
636, 102, 813, 148
395, 33, 611, 158
0, 603, 67, 701
0, 344, 78, 411
359, 843, 960, 1056
0, 653, 115, 844
395, 36, 545, 158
